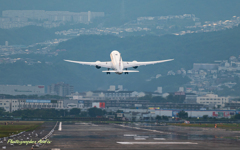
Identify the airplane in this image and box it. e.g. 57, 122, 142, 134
64, 50, 174, 75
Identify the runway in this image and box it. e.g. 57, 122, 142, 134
38, 122, 240, 150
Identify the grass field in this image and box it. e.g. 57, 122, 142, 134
169, 123, 240, 131
0, 121, 44, 138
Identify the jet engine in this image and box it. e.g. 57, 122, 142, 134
96, 65, 101, 69
95, 61, 101, 69
133, 66, 138, 69
132, 61, 138, 69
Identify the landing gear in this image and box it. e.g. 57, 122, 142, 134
107, 68, 110, 74
125, 68, 128, 74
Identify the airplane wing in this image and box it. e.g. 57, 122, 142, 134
123, 59, 174, 69
64, 59, 113, 68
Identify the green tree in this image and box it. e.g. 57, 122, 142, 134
156, 115, 161, 120
203, 115, 208, 120
234, 114, 240, 119
156, 115, 168, 121
88, 107, 105, 117
0, 107, 5, 116
177, 110, 188, 118
69, 108, 81, 116
80, 112, 88, 117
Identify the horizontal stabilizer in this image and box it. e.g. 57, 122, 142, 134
102, 70, 139, 72
122, 70, 139, 72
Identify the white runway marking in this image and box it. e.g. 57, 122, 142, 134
117, 142, 198, 145
58, 122, 62, 131
114, 124, 169, 134
134, 138, 146, 140
124, 134, 137, 136
153, 138, 166, 140
135, 136, 149, 138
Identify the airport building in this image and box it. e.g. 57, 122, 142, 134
18, 99, 63, 110
196, 94, 229, 107
119, 108, 238, 119
70, 90, 143, 100
63, 100, 84, 109
63, 99, 204, 110
224, 102, 240, 110
184, 94, 198, 104
0, 99, 63, 112
0, 85, 45, 95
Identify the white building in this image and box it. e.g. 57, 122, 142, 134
19, 99, 63, 110
108, 85, 116, 91
117, 85, 123, 91
0, 85, 45, 95
196, 94, 229, 107
5, 41, 8, 46
155, 87, 162, 93
0, 99, 19, 112
0, 99, 64, 112
179, 87, 184, 92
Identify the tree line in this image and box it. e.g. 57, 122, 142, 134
0, 107, 106, 119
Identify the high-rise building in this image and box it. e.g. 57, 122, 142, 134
108, 85, 116, 91
47, 82, 74, 97
5, 41, 8, 46
118, 85, 123, 91
88, 11, 91, 22
156, 87, 162, 93
179, 87, 184, 92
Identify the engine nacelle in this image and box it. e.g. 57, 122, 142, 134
95, 61, 101, 69
132, 61, 138, 69
95, 65, 101, 69
133, 66, 138, 69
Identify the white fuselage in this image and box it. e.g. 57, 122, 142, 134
110, 50, 124, 74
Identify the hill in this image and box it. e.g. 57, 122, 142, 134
0, 26, 240, 93
0, 0, 240, 26
0, 26, 57, 45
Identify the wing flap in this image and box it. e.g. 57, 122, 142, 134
64, 59, 112, 68
64, 59, 96, 66
123, 59, 174, 69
